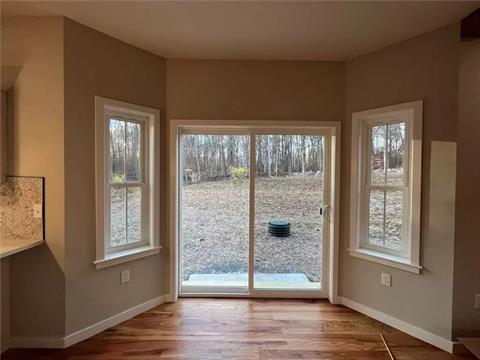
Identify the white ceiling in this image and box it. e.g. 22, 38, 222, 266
2, 1, 479, 61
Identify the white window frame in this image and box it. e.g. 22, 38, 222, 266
349, 100, 423, 274
168, 119, 342, 302
94, 97, 161, 269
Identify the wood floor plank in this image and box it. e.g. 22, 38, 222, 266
2, 299, 476, 360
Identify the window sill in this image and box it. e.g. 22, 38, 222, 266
94, 245, 161, 269
348, 248, 421, 274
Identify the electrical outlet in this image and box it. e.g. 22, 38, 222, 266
475, 294, 480, 309
381, 273, 391, 287
120, 270, 130, 284
33, 204, 43, 219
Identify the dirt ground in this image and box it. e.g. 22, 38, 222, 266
368, 169, 403, 250
109, 172, 402, 283
181, 174, 324, 282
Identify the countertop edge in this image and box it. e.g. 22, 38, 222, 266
0, 239, 45, 259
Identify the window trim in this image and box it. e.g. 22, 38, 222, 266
95, 96, 161, 269
349, 100, 423, 273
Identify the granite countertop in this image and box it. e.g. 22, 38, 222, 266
0, 238, 44, 258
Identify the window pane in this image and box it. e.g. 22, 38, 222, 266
110, 187, 126, 246
386, 122, 406, 186
181, 134, 249, 290
385, 190, 403, 250
368, 190, 384, 247
254, 135, 324, 290
110, 119, 125, 183
126, 122, 141, 182
127, 187, 142, 244
368, 189, 404, 251
370, 125, 386, 184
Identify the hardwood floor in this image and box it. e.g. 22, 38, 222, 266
2, 298, 475, 359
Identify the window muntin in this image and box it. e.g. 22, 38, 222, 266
106, 115, 147, 252
362, 120, 409, 256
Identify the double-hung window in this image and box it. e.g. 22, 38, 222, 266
95, 97, 160, 269
349, 101, 422, 273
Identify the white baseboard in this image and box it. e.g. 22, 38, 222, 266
8, 294, 170, 350
8, 295, 456, 354
63, 294, 169, 348
164, 293, 176, 302
339, 296, 457, 353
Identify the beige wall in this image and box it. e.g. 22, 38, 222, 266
167, 60, 344, 122
1, 16, 66, 338
63, 19, 168, 335
341, 24, 460, 340
166, 59, 344, 297
1, 16, 169, 341
453, 39, 480, 337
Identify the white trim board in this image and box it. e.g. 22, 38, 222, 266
8, 294, 170, 350
339, 296, 457, 353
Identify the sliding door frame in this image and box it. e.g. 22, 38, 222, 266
168, 120, 341, 302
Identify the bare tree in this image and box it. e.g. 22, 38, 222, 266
181, 134, 326, 183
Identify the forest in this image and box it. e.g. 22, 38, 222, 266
370, 122, 406, 176
110, 118, 142, 183
108, 122, 406, 185
181, 134, 325, 183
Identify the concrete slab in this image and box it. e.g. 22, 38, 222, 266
183, 273, 321, 289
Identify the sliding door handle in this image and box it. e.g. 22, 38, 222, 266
320, 205, 330, 217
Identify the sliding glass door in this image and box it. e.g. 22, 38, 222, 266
179, 129, 329, 296
180, 133, 250, 293
254, 134, 325, 290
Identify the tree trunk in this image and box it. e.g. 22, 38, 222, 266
319, 137, 324, 173
195, 139, 202, 181
243, 137, 249, 170
287, 136, 292, 176
266, 136, 271, 177
274, 136, 278, 176
301, 136, 305, 174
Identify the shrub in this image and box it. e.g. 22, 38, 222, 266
112, 174, 125, 182
230, 166, 247, 180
